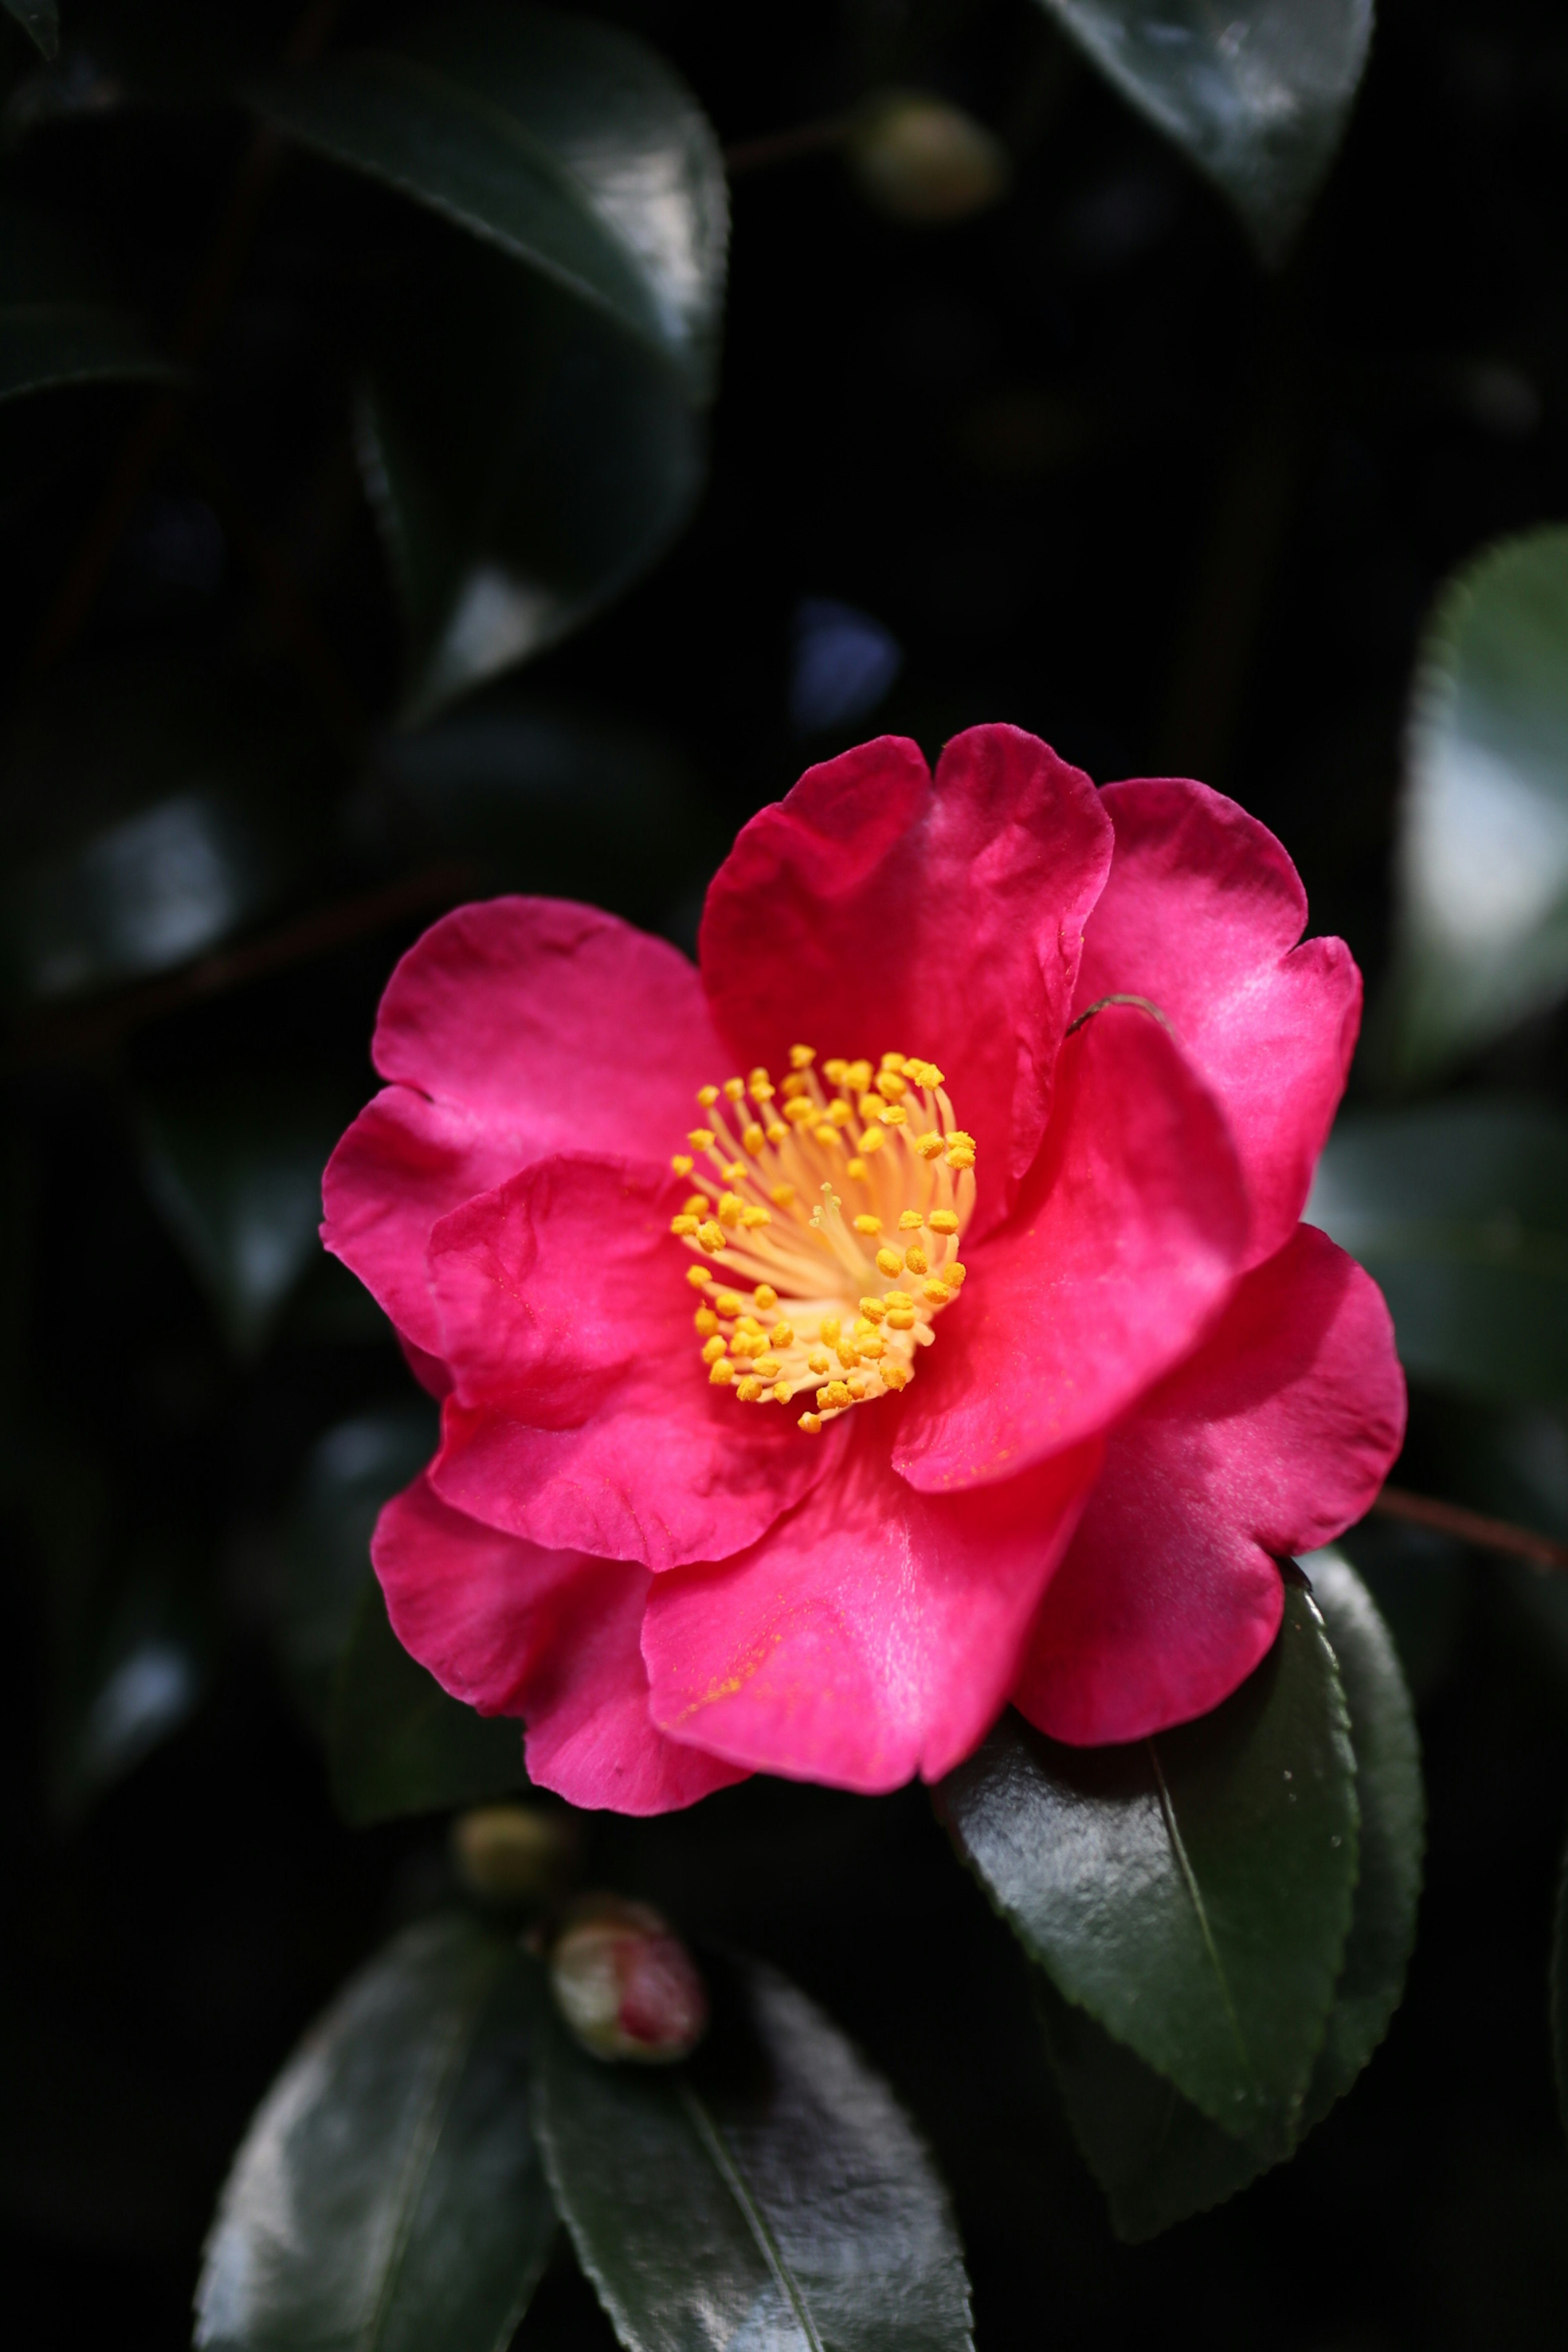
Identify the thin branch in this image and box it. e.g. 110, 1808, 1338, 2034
1370, 1483, 1568, 1572
723, 117, 851, 176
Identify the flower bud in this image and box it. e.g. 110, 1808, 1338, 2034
849, 93, 1010, 224
449, 1802, 578, 1908
549, 1895, 707, 2064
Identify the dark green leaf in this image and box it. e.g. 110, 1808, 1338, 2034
1336, 1515, 1470, 1707
536, 1947, 973, 2352
359, 228, 704, 722
276, 1403, 437, 1731
0, 196, 172, 401
138, 1076, 360, 1358
56, 1541, 213, 1813
4, 2, 58, 63
196, 1913, 556, 2352
1307, 1099, 1568, 1405
250, 1, 726, 395
1553, 1838, 1568, 2143
330, 1574, 528, 1827
1035, 1553, 1421, 2239
1034, 0, 1372, 264
1383, 528, 1568, 1085
937, 1583, 1357, 2150
0, 663, 332, 1005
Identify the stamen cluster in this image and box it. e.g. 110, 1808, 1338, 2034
669, 1045, 975, 1431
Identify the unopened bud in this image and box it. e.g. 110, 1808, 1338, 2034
849, 93, 1010, 224
549, 1895, 707, 2064
450, 1803, 578, 1907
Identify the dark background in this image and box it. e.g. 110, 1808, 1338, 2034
5, 1, 1568, 2345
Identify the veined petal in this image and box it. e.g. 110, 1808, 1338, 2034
1012, 1224, 1406, 1745
893, 1003, 1249, 1492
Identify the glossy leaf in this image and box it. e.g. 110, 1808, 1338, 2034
358, 227, 704, 722
1307, 1099, 1568, 1405
196, 1913, 556, 2352
138, 1077, 360, 1358
938, 1582, 1357, 2149
1034, 0, 1373, 263
0, 198, 169, 403
1553, 1838, 1568, 2143
329, 1574, 528, 1828
249, 0, 726, 395
3, 3, 58, 62
276, 1404, 437, 1731
0, 664, 330, 1004
1036, 1553, 1420, 2238
1385, 528, 1568, 1085
536, 1948, 973, 2352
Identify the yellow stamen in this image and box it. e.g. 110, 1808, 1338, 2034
697, 1085, 719, 1107
905, 1246, 929, 1274
736, 1375, 763, 1402
697, 1220, 724, 1251
713, 1291, 744, 1318
789, 1044, 816, 1069
683, 1195, 707, 1215
700, 1336, 726, 1365
709, 1358, 734, 1385
694, 1307, 719, 1336
875, 1247, 902, 1277
929, 1209, 960, 1235
898, 1210, 924, 1230
754, 1284, 778, 1311
717, 1194, 744, 1226
770, 1184, 796, 1207
689, 1127, 716, 1150
853, 1214, 882, 1236
671, 1214, 700, 1236
846, 1157, 868, 1181
799, 1410, 823, 1432
742, 1124, 766, 1155
672, 1154, 694, 1176
686, 1266, 711, 1289
723, 1078, 745, 1101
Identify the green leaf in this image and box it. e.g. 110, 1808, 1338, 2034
1307, 1099, 1568, 1405
0, 196, 172, 401
249, 0, 726, 396
937, 1582, 1357, 2150
1033, 1553, 1421, 2239
1384, 527, 1568, 1085
1033, 0, 1372, 264
138, 1076, 360, 1358
0, 662, 331, 1005
358, 226, 704, 722
276, 1404, 437, 1731
1553, 1838, 1568, 2143
196, 1913, 556, 2352
4, 2, 59, 69
330, 1574, 528, 1828
535, 1947, 973, 2352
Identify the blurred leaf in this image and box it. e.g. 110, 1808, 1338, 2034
3, 2, 58, 67
367, 691, 719, 926
196, 1912, 555, 2352
1035, 1553, 1420, 2239
1553, 1840, 1568, 2143
56, 1546, 212, 1813
0, 663, 332, 1005
0, 196, 171, 402
1308, 1100, 1568, 1404
937, 1583, 1357, 2151
535, 1947, 973, 2352
1336, 1515, 1470, 1707
1034, 0, 1372, 263
276, 1403, 436, 1730
138, 1076, 359, 1357
330, 1574, 528, 1828
249, 0, 726, 396
358, 229, 704, 723
1385, 528, 1568, 1085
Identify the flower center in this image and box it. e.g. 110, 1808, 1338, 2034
668, 1045, 975, 1433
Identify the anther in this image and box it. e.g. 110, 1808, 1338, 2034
846, 1158, 868, 1181
697, 1086, 719, 1107
770, 1322, 794, 1348
858, 1296, 886, 1322
683, 1195, 707, 1215
742, 1124, 766, 1155
686, 1266, 712, 1289
722, 1160, 746, 1182
723, 1078, 746, 1101
808, 1350, 830, 1374
717, 1194, 744, 1225
714, 1291, 744, 1317
880, 1051, 906, 1073
819, 1317, 841, 1343
709, 1359, 734, 1385
754, 1285, 778, 1311
671, 1214, 700, 1236
853, 1214, 882, 1236
826, 1098, 854, 1127
846, 1060, 872, 1092
923, 1279, 952, 1305
799, 1411, 824, 1433
929, 1209, 959, 1234
912, 1131, 943, 1159
736, 1376, 763, 1401
740, 1204, 771, 1228
689, 1127, 716, 1150
694, 1307, 719, 1335
875, 1247, 902, 1277
772, 1382, 791, 1404
898, 1210, 924, 1230
886, 1308, 916, 1329
789, 1045, 816, 1069
822, 1058, 849, 1084
697, 1221, 725, 1251
875, 1071, 907, 1100
766, 1122, 788, 1143
700, 1336, 726, 1365
905, 1247, 929, 1274
672, 1154, 694, 1176
946, 1263, 967, 1287
769, 1184, 796, 1207
784, 1098, 816, 1127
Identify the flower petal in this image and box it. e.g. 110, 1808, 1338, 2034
699, 726, 1113, 1236
1011, 1223, 1406, 1746
643, 1418, 1101, 1793
1077, 780, 1361, 1267
893, 1003, 1250, 1493
373, 1474, 744, 1814
425, 1154, 839, 1569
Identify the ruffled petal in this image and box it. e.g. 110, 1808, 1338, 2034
893, 1002, 1249, 1493
1076, 781, 1361, 1268
699, 726, 1113, 1237
642, 1417, 1101, 1794
373, 1474, 744, 1813
1011, 1223, 1406, 1746
425, 1154, 839, 1569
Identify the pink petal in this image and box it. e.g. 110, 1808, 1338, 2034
1011, 1223, 1406, 1746
893, 1003, 1250, 1494
323, 899, 723, 1354
699, 727, 1113, 1237
425, 1154, 839, 1569
642, 1418, 1101, 1793
373, 1474, 745, 1815
1076, 780, 1361, 1268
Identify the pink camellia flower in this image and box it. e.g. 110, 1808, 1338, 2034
323, 726, 1404, 1813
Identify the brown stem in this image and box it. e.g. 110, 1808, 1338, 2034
6, 861, 476, 1069
27, 0, 345, 677
1370, 1483, 1568, 1572
723, 117, 852, 176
